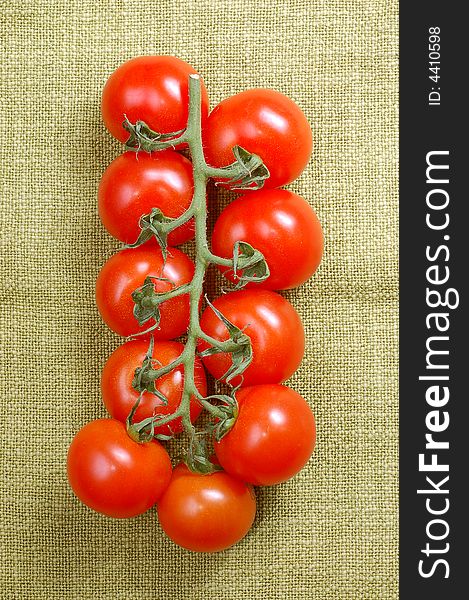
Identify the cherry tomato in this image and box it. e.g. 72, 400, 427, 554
67, 419, 172, 518
203, 89, 312, 189
199, 289, 305, 386
157, 463, 256, 552
98, 150, 195, 247
96, 246, 194, 338
215, 385, 316, 486
101, 56, 209, 143
101, 339, 206, 436
212, 189, 323, 290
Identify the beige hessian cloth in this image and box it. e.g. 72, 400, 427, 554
0, 1, 398, 598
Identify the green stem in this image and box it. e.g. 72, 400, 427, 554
138, 354, 186, 385
127, 75, 267, 467
129, 75, 230, 450
201, 248, 232, 267
161, 206, 195, 233
139, 282, 191, 306
173, 76, 209, 438
194, 328, 242, 353
203, 164, 240, 179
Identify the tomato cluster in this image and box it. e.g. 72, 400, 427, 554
67, 56, 322, 553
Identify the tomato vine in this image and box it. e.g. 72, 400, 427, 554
123, 75, 270, 472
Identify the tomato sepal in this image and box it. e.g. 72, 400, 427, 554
131, 277, 164, 330
124, 208, 175, 258
125, 390, 177, 444
229, 241, 270, 290
130, 335, 168, 404
198, 297, 253, 385
210, 145, 270, 191
202, 393, 239, 441
123, 117, 186, 152
125, 392, 156, 443
184, 433, 223, 475
131, 276, 191, 336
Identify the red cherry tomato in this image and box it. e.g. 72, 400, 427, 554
215, 385, 316, 486
101, 339, 206, 436
67, 419, 172, 518
98, 150, 195, 247
101, 56, 209, 143
157, 463, 256, 552
203, 89, 312, 189
199, 289, 305, 386
211, 189, 323, 290
95, 246, 194, 338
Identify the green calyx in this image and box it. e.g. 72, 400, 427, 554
124, 208, 174, 257
185, 433, 223, 474
131, 276, 190, 336
198, 297, 253, 385
123, 117, 186, 152
231, 241, 270, 289
131, 277, 164, 329
212, 145, 270, 191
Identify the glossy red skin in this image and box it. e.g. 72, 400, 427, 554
199, 290, 305, 386
203, 89, 312, 189
67, 419, 172, 518
212, 189, 323, 290
215, 385, 316, 486
98, 151, 194, 247
101, 339, 207, 436
157, 463, 256, 552
95, 246, 194, 338
101, 56, 209, 143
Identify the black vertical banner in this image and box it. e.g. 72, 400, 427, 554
400, 3, 467, 598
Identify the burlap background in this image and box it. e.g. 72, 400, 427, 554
0, 1, 398, 598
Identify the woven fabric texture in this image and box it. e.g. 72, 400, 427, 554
0, 1, 398, 598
